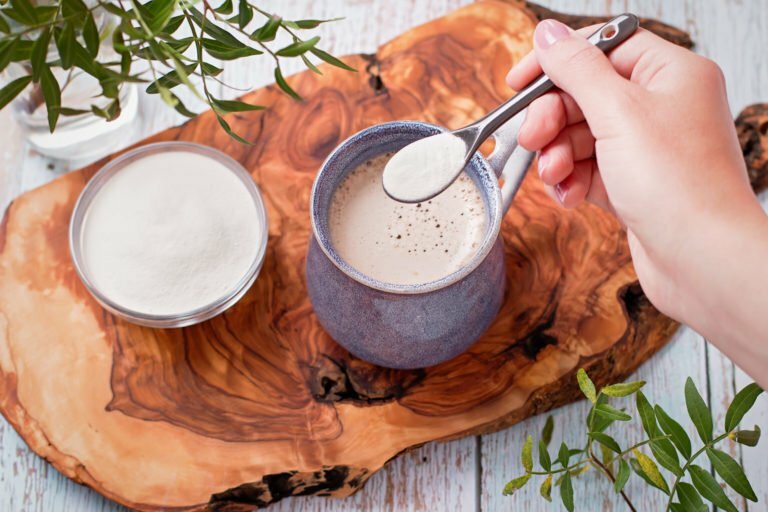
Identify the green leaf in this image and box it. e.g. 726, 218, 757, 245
216, 114, 252, 144
146, 63, 196, 93
541, 416, 554, 446
69, 41, 110, 80
587, 395, 615, 433
557, 442, 570, 468
732, 425, 761, 447
301, 53, 322, 74
0, 12, 11, 33
199, 62, 222, 77
614, 459, 630, 493
201, 38, 262, 60
34, 5, 57, 24
568, 448, 583, 458
214, 0, 232, 15
632, 449, 669, 494
101, 2, 132, 18
40, 65, 61, 132
576, 368, 597, 403
502, 474, 530, 496
61, 0, 87, 18
560, 472, 574, 512
149, 37, 194, 57
82, 12, 99, 58
685, 377, 712, 443
251, 14, 280, 42
210, 98, 265, 114
9, 0, 36, 25
274, 66, 301, 100
55, 24, 76, 69
170, 93, 197, 118
57, 107, 89, 116
31, 28, 50, 82
688, 464, 737, 512
237, 0, 252, 29
540, 474, 552, 502
520, 435, 533, 473
0, 37, 19, 73
9, 39, 33, 62
630, 457, 659, 488
0, 75, 31, 109
275, 35, 320, 57
654, 406, 692, 459
594, 403, 632, 422
601, 380, 646, 397
171, 57, 201, 98
590, 432, 621, 453
636, 391, 659, 436
284, 17, 343, 29
113, 29, 133, 55
188, 7, 242, 47
706, 447, 757, 501
649, 438, 682, 476
676, 482, 706, 511
162, 14, 184, 35
725, 383, 763, 432
144, 0, 179, 34
90, 98, 120, 121
157, 85, 177, 107
538, 440, 551, 472
635, 395, 682, 475
599, 442, 614, 470
310, 47, 356, 71
117, 16, 146, 40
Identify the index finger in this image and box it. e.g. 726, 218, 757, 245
506, 26, 685, 90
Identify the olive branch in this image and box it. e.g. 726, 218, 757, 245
504, 368, 764, 511
0, 0, 355, 141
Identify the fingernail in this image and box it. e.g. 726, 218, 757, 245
555, 183, 567, 204
537, 153, 549, 176
535, 19, 570, 50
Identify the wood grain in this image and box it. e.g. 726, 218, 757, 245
0, 4, 764, 508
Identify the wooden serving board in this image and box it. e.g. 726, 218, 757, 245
1, 1, 766, 510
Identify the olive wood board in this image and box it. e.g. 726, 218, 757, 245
1, 1, 766, 510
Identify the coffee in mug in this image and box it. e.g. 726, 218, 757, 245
328, 152, 487, 285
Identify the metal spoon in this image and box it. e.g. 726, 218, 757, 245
383, 13, 640, 204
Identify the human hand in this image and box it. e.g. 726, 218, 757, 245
506, 20, 764, 324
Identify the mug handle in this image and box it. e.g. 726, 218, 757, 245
486, 112, 535, 213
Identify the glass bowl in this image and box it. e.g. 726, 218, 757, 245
69, 142, 268, 328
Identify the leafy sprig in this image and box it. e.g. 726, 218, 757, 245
0, 0, 355, 141
503, 369, 764, 511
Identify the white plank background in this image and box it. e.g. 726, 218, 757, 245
1, 1, 767, 511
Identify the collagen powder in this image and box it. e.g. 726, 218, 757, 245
382, 132, 468, 202
80, 150, 261, 316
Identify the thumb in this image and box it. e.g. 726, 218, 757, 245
533, 20, 630, 120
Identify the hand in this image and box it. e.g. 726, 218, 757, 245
507, 20, 768, 386
506, 20, 763, 324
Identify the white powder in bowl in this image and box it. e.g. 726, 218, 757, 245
382, 132, 468, 203
80, 150, 262, 317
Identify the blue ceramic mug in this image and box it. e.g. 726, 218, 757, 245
306, 119, 534, 369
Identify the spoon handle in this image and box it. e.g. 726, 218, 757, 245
471, 13, 640, 144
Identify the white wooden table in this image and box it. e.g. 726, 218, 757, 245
1, 1, 766, 510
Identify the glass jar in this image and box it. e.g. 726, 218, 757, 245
2, 9, 139, 163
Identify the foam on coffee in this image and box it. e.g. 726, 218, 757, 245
328, 152, 487, 285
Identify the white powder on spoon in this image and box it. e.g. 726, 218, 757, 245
382, 132, 468, 203
81, 150, 261, 316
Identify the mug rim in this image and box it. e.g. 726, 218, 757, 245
69, 141, 269, 327
310, 121, 503, 295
